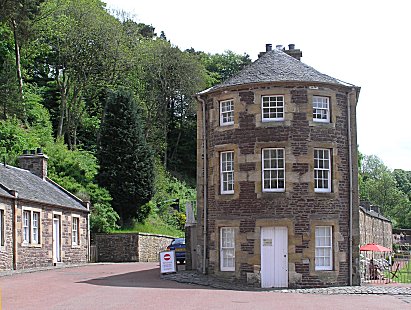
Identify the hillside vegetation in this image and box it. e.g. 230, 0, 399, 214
0, 0, 409, 232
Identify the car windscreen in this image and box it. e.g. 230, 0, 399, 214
172, 238, 185, 245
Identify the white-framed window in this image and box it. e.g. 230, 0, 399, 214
262, 148, 285, 192
315, 226, 333, 270
22, 209, 41, 245
32, 212, 40, 244
313, 96, 330, 123
314, 149, 331, 192
23, 210, 30, 243
220, 151, 234, 194
72, 216, 80, 246
220, 227, 235, 271
220, 99, 234, 126
0, 209, 4, 247
262, 95, 284, 121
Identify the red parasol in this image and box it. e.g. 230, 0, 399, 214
359, 243, 391, 252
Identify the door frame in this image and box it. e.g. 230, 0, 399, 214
261, 226, 288, 288
52, 213, 62, 264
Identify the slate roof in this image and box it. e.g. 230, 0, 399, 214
199, 48, 357, 95
0, 164, 87, 211
359, 205, 391, 222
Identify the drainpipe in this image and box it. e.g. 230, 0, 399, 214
347, 88, 355, 286
197, 95, 208, 275
12, 190, 18, 270
86, 202, 90, 263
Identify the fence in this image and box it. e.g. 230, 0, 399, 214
361, 244, 411, 284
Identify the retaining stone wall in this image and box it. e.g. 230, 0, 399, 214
94, 233, 174, 262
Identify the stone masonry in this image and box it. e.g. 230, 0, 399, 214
95, 233, 174, 262
195, 83, 360, 288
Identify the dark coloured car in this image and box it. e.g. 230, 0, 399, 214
167, 238, 186, 264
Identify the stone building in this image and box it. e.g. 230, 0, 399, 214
359, 202, 392, 250
191, 44, 361, 288
0, 149, 89, 271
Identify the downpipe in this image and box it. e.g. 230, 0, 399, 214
197, 95, 208, 275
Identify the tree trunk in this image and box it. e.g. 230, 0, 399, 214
12, 20, 23, 100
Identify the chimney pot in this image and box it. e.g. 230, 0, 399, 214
276, 45, 283, 50
30, 149, 35, 155
265, 44, 272, 52
23, 149, 29, 155
288, 44, 295, 50
36, 147, 43, 155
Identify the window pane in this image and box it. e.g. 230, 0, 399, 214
262, 148, 285, 191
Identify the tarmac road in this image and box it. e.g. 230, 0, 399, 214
0, 262, 408, 310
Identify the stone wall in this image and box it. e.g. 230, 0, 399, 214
94, 233, 174, 262
359, 206, 392, 250
0, 197, 13, 270
196, 83, 360, 288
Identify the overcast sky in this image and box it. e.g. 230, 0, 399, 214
105, 0, 411, 171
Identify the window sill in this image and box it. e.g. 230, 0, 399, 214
21, 243, 42, 248
71, 245, 81, 249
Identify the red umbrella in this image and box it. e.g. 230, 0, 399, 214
360, 243, 391, 252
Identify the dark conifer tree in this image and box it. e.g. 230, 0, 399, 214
97, 88, 154, 226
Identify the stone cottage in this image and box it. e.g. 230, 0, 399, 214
0, 149, 89, 271
191, 44, 361, 288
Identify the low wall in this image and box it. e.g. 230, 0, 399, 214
94, 233, 174, 263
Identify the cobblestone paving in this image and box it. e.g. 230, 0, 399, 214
162, 270, 411, 302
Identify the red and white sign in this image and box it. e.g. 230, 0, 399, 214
160, 251, 176, 274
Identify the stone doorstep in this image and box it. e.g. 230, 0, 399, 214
161, 270, 411, 295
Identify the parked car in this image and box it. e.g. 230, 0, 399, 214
167, 238, 186, 264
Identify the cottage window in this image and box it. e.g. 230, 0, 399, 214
313, 96, 330, 123
22, 209, 41, 245
72, 216, 80, 246
220, 100, 234, 126
220, 227, 235, 271
220, 151, 234, 194
0, 209, 4, 246
32, 212, 40, 244
315, 226, 333, 270
262, 95, 284, 121
262, 148, 285, 192
23, 210, 30, 243
314, 149, 331, 192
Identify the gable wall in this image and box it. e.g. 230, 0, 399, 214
0, 197, 14, 270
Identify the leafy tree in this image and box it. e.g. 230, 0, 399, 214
360, 154, 411, 228
134, 39, 206, 173
393, 169, 411, 200
97, 88, 154, 226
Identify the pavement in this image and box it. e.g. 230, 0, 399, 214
1, 263, 410, 309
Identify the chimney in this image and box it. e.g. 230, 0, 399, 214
258, 43, 274, 58
19, 148, 48, 179
284, 43, 302, 61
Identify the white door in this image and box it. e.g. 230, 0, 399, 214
53, 216, 61, 263
261, 226, 288, 288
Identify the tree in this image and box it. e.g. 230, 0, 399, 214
134, 39, 206, 171
97, 88, 154, 225
360, 154, 411, 228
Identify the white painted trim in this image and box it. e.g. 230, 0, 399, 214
262, 148, 286, 192
220, 227, 235, 271
312, 96, 330, 123
261, 95, 285, 122
220, 99, 234, 126
315, 226, 333, 271
220, 151, 234, 194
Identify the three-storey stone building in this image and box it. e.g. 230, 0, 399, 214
192, 44, 361, 288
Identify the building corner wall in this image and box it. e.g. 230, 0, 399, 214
350, 91, 361, 285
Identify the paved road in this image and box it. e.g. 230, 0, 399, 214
0, 263, 409, 310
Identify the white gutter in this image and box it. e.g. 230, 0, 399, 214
197, 95, 208, 275
347, 88, 355, 286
